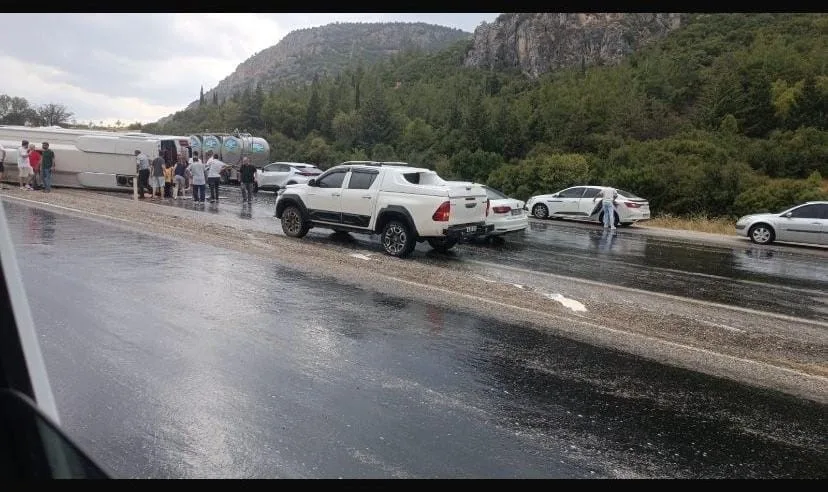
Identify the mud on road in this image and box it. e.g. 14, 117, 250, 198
2, 187, 826, 404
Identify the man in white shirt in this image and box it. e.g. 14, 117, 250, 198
205, 153, 228, 203
17, 140, 32, 190
593, 187, 619, 230
187, 156, 207, 204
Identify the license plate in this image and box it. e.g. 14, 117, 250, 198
466, 226, 477, 233
511, 209, 522, 216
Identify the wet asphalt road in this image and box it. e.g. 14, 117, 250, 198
3, 198, 827, 479
106, 187, 828, 322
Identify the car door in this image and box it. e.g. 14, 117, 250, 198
821, 204, 828, 246
258, 164, 279, 188
305, 169, 347, 224
339, 169, 380, 228
271, 164, 292, 188
777, 204, 824, 245
552, 187, 588, 217
579, 187, 603, 218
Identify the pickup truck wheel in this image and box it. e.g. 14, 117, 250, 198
427, 237, 457, 253
281, 205, 309, 238
382, 220, 416, 258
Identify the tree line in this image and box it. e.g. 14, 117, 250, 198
0, 95, 74, 127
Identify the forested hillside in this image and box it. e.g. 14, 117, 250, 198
143, 13, 828, 218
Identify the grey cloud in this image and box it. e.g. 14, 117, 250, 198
0, 14, 207, 104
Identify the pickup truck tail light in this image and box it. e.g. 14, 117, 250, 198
492, 205, 511, 214
432, 201, 451, 222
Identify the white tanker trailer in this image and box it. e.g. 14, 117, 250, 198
0, 125, 190, 191
187, 131, 270, 184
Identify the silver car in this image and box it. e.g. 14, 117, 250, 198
254, 162, 323, 192
735, 201, 828, 246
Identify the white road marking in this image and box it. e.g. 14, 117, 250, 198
544, 293, 587, 312
349, 253, 372, 260
466, 259, 828, 329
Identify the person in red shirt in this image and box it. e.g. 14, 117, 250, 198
27, 143, 42, 190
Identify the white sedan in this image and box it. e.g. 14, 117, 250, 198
735, 201, 828, 246
526, 186, 650, 227
255, 162, 322, 192
483, 186, 528, 236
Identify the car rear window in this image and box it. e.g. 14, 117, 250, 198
485, 187, 508, 200
617, 189, 643, 200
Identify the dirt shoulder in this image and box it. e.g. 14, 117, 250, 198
3, 188, 827, 404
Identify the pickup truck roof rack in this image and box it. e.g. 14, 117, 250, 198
340, 161, 410, 167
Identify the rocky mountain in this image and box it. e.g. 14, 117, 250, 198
464, 13, 685, 77
190, 22, 471, 110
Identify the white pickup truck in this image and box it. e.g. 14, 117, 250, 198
274, 161, 493, 257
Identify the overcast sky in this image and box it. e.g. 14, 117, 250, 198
0, 13, 499, 126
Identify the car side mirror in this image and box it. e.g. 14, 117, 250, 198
784, 212, 793, 218
307, 179, 316, 187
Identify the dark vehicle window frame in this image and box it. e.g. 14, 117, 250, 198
347, 171, 379, 190
0, 203, 110, 478
316, 170, 347, 188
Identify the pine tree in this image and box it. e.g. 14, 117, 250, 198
199, 86, 205, 106
306, 75, 322, 134
212, 91, 218, 105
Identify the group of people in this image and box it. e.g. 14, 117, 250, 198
133, 149, 258, 205
0, 140, 56, 192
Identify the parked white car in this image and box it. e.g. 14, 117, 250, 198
255, 162, 323, 192
735, 201, 828, 246
526, 186, 650, 227
483, 186, 528, 236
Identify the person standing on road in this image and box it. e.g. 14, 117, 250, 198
163, 161, 174, 198
135, 150, 151, 199
205, 152, 227, 203
238, 156, 256, 203
593, 186, 619, 230
17, 140, 32, 190
28, 143, 42, 190
0, 144, 7, 190
173, 156, 188, 199
150, 151, 165, 200
187, 155, 206, 204
40, 142, 55, 193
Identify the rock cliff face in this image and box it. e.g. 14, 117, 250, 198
190, 22, 470, 110
464, 13, 684, 76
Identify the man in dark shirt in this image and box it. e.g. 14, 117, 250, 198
40, 142, 56, 193
238, 157, 256, 203
150, 152, 165, 200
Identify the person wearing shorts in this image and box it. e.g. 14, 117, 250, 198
17, 140, 32, 190
150, 152, 165, 199
173, 158, 187, 199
